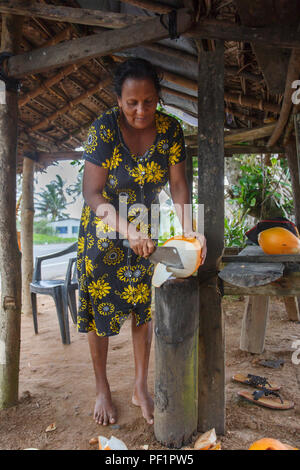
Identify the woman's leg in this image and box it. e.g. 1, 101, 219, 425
131, 318, 154, 424
88, 330, 117, 425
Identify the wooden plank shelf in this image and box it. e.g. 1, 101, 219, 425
218, 245, 300, 296
222, 254, 300, 263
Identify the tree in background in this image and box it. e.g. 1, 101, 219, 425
66, 162, 84, 203
35, 174, 70, 221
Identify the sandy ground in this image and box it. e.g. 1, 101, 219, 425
0, 294, 300, 450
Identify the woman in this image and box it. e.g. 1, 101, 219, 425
77, 58, 206, 426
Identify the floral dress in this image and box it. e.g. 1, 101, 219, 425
77, 106, 186, 337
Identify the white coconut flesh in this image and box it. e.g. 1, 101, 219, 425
152, 238, 201, 288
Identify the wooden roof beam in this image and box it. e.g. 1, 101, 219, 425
119, 0, 172, 14
186, 20, 300, 49
0, 1, 152, 28
144, 44, 262, 83
7, 9, 193, 78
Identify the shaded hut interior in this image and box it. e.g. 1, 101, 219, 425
1, 0, 300, 444
9, 0, 300, 173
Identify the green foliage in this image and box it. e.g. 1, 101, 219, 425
33, 233, 77, 245
33, 219, 54, 236
35, 174, 70, 221
224, 211, 250, 247
228, 154, 294, 220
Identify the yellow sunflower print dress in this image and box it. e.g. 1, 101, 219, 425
77, 106, 186, 337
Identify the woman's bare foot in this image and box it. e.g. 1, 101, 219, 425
132, 385, 154, 425
94, 384, 117, 425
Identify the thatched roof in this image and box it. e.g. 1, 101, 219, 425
1, 0, 299, 172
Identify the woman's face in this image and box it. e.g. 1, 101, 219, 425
117, 77, 159, 130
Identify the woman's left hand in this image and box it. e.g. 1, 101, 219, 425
184, 231, 207, 265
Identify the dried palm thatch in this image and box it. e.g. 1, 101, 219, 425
0, 0, 298, 172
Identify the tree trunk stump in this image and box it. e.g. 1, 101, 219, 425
154, 277, 199, 448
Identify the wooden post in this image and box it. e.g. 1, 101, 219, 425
197, 40, 225, 434
21, 156, 35, 316
154, 278, 199, 449
294, 113, 300, 185
240, 296, 270, 354
185, 147, 194, 204
285, 137, 300, 319
0, 13, 23, 408
283, 297, 300, 321
285, 138, 300, 230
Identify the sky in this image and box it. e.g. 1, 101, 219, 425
34, 160, 84, 220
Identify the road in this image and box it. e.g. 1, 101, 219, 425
33, 243, 77, 280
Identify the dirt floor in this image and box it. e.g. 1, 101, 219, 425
0, 294, 300, 450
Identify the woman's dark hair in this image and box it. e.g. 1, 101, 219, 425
113, 58, 162, 100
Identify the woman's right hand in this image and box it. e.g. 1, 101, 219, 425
127, 229, 155, 258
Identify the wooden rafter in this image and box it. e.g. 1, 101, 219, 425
187, 20, 300, 48
268, 48, 300, 147
161, 70, 280, 114
19, 61, 88, 107
0, 1, 152, 28
119, 0, 172, 14
185, 123, 277, 147
30, 77, 111, 132
8, 9, 193, 77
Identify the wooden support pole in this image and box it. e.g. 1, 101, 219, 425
0, 12, 23, 409
268, 49, 300, 147
154, 278, 199, 449
197, 41, 225, 434
21, 156, 35, 316
283, 297, 300, 321
240, 296, 270, 354
185, 147, 193, 205
294, 113, 300, 185
285, 139, 300, 231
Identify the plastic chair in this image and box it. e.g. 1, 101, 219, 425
30, 242, 78, 345
63, 256, 78, 325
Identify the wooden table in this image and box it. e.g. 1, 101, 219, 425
218, 245, 300, 353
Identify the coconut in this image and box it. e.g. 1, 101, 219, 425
258, 227, 300, 255
152, 236, 202, 288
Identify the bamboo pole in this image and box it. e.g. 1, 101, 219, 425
161, 72, 280, 114
20, 155, 35, 317
0, 12, 23, 409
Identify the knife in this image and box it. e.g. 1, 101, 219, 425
122, 240, 184, 269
